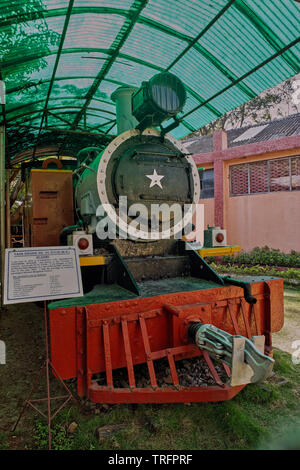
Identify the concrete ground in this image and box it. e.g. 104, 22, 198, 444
273, 287, 300, 356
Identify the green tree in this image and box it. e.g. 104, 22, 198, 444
188, 74, 300, 137
0, 2, 60, 89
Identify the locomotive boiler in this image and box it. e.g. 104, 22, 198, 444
45, 72, 284, 404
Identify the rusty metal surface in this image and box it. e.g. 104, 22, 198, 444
13, 302, 79, 450
88, 383, 245, 404
28, 169, 74, 247
49, 277, 283, 404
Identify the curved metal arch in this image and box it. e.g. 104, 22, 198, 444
1, 4, 270, 102
32, 0, 76, 159
2, 4, 235, 54
1, 6, 131, 29
182, 36, 300, 120
5, 78, 209, 138
7, 76, 133, 96
10, 109, 115, 121
5, 106, 117, 123
1, 6, 201, 45
2, 48, 109, 69
9, 121, 115, 136
11, 146, 77, 164
3, 0, 299, 162
3, 48, 222, 118
5, 3, 297, 75
5, 2, 289, 96
5, 75, 202, 134
4, 48, 248, 118
6, 97, 116, 117
11, 119, 116, 136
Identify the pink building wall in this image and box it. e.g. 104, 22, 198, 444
193, 131, 300, 253
226, 191, 300, 252
200, 198, 214, 229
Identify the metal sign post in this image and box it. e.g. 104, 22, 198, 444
0, 125, 5, 307
5, 246, 84, 449
12, 300, 80, 450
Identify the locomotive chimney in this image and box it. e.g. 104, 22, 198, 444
111, 86, 138, 134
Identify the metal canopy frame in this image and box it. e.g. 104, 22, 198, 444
0, 0, 299, 164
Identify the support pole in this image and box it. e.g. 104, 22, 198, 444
0, 125, 5, 306
5, 169, 10, 248
12, 301, 80, 450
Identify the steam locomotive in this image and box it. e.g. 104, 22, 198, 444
62, 72, 200, 258
27, 72, 284, 404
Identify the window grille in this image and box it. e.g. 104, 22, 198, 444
270, 159, 290, 192
230, 155, 300, 196
292, 157, 300, 191
249, 161, 268, 194
230, 164, 248, 195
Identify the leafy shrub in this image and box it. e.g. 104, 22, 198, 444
221, 247, 300, 268
211, 262, 300, 280
33, 421, 73, 450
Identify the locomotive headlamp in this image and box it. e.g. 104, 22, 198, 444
132, 72, 186, 132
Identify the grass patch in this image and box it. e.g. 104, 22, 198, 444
284, 288, 300, 310
273, 348, 296, 377
210, 401, 264, 448
33, 421, 73, 450
0, 431, 9, 450
25, 349, 300, 451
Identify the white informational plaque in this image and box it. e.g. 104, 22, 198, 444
4, 246, 83, 305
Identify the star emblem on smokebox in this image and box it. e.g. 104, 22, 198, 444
146, 169, 164, 189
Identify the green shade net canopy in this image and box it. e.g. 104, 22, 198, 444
1, 0, 299, 164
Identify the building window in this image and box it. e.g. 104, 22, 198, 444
199, 168, 214, 199
292, 157, 300, 190
269, 158, 290, 192
250, 160, 268, 194
231, 164, 248, 195
230, 155, 300, 196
